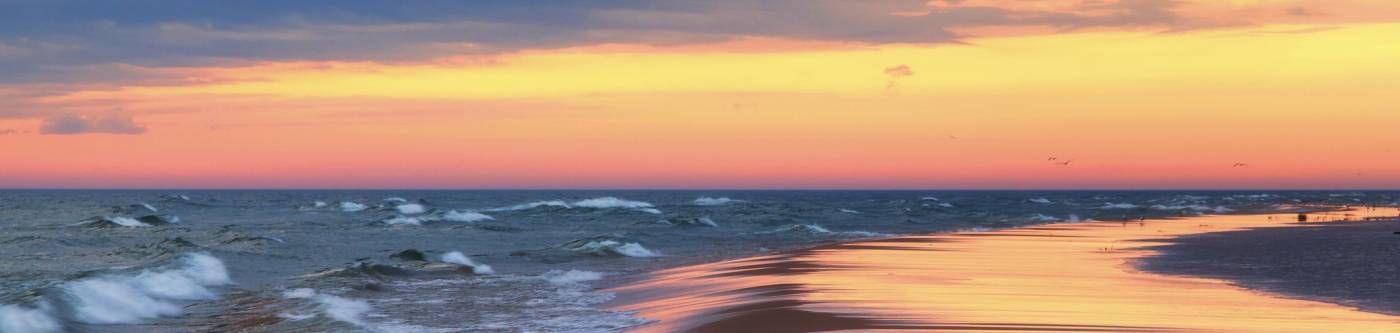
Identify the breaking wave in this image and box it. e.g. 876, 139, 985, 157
542, 270, 605, 285
437, 210, 494, 223
0, 253, 231, 332
1099, 203, 1140, 209
339, 202, 368, 212
487, 197, 662, 214
561, 237, 661, 257
693, 197, 742, 206
394, 204, 426, 215
441, 251, 496, 275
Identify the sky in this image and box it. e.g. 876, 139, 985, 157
2, 0, 1400, 189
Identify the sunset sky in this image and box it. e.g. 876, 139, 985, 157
3, 0, 1400, 189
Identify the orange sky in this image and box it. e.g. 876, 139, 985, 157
2, 1, 1400, 189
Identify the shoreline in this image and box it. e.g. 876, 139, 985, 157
1138, 214, 1400, 317
606, 207, 1400, 332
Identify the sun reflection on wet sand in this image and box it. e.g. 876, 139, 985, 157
610, 207, 1400, 332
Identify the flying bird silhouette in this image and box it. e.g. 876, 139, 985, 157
1232, 163, 1248, 167
1056, 159, 1075, 166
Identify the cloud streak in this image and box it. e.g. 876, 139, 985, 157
0, 0, 1349, 85
39, 112, 147, 135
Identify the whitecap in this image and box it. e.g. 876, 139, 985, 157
441, 251, 496, 275
106, 217, 151, 228
839, 209, 860, 214
1028, 198, 1053, 204
438, 210, 494, 222
1099, 203, 1140, 209
0, 303, 61, 333
339, 202, 368, 212
693, 197, 742, 206
572, 197, 656, 210
1028, 214, 1061, 222
542, 270, 605, 285
57, 253, 231, 325
394, 204, 426, 215
382, 217, 422, 226
383, 197, 409, 203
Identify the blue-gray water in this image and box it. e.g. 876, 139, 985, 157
1, 190, 1396, 333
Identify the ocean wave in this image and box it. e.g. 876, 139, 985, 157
766, 224, 888, 238
441, 251, 496, 275
0, 253, 231, 331
281, 288, 423, 333
394, 204, 426, 215
693, 197, 742, 206
839, 209, 861, 214
487, 197, 662, 214
381, 216, 422, 226
1028, 198, 1053, 204
560, 237, 661, 257
1028, 214, 1061, 222
436, 210, 494, 223
1150, 204, 1235, 213
542, 270, 605, 285
1099, 203, 1140, 209
339, 201, 369, 212
0, 303, 61, 333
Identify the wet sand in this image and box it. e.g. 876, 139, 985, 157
608, 207, 1400, 332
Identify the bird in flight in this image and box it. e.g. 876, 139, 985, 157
1056, 159, 1075, 166
1232, 163, 1248, 167
1047, 157, 1058, 161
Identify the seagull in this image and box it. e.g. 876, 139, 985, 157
1047, 157, 1058, 161
1232, 163, 1248, 167
1056, 159, 1075, 166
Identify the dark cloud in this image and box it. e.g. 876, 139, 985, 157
39, 112, 147, 135
0, 0, 1203, 84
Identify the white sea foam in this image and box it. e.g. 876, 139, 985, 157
568, 240, 661, 257
1028, 198, 1053, 204
1068, 214, 1082, 223
138, 203, 159, 212
50, 253, 231, 325
488, 197, 661, 214
439, 210, 494, 222
282, 288, 425, 333
839, 209, 860, 214
920, 196, 940, 201
572, 197, 658, 212
382, 217, 422, 226
769, 224, 887, 237
1100, 203, 1140, 209
384, 197, 409, 203
339, 202, 368, 212
485, 200, 571, 212
441, 251, 496, 275
0, 303, 61, 333
312, 201, 328, 208
542, 270, 605, 285
1028, 214, 1061, 222
106, 217, 151, 228
693, 197, 742, 206
696, 217, 719, 227
282, 288, 316, 299
394, 204, 426, 215
936, 203, 955, 208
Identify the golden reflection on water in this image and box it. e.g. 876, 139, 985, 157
610, 207, 1400, 332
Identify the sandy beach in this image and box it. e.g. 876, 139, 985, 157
609, 207, 1400, 332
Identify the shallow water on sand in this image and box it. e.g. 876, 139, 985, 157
610, 208, 1400, 332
